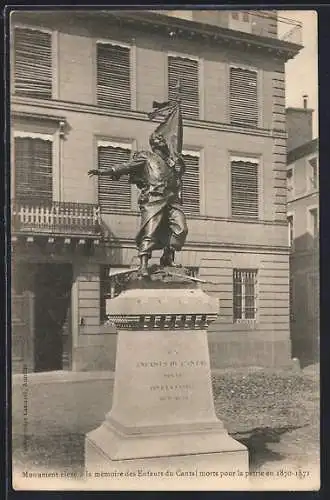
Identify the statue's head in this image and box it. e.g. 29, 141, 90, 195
149, 133, 169, 156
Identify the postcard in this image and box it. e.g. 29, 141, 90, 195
9, 8, 319, 491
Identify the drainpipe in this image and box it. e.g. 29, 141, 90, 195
59, 121, 66, 202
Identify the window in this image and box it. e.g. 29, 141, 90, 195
96, 42, 131, 110
307, 157, 318, 191
231, 156, 259, 219
14, 133, 53, 204
13, 26, 52, 99
181, 151, 200, 216
233, 269, 257, 321
97, 142, 132, 212
309, 208, 318, 238
231, 11, 250, 22
287, 168, 293, 195
287, 215, 294, 248
228, 13, 253, 34
229, 67, 258, 128
168, 55, 199, 119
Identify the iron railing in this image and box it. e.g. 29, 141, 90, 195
11, 200, 102, 236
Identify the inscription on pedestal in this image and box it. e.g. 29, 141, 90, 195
135, 358, 208, 402
108, 330, 219, 428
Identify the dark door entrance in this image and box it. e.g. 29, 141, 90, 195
34, 264, 73, 372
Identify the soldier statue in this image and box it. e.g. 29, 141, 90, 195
88, 87, 188, 278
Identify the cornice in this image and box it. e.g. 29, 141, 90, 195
12, 10, 302, 62
287, 138, 319, 165
287, 190, 319, 205
76, 10, 303, 62
11, 110, 67, 123
11, 96, 287, 140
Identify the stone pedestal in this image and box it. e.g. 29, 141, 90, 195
85, 275, 249, 489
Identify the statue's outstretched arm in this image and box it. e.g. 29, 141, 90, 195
88, 158, 145, 178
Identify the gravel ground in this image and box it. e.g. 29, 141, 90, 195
212, 367, 319, 474
12, 366, 319, 483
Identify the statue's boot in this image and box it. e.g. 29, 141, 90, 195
160, 247, 175, 267
138, 254, 150, 278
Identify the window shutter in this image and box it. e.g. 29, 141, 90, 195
15, 137, 53, 204
98, 146, 131, 213
14, 27, 52, 99
181, 154, 200, 216
96, 43, 131, 110
168, 56, 199, 119
229, 67, 258, 127
231, 159, 259, 219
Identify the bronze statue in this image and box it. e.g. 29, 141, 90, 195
88, 90, 188, 277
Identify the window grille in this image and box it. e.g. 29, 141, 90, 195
233, 269, 257, 321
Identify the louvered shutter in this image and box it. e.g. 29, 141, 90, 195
98, 146, 131, 213
181, 154, 200, 216
14, 27, 52, 99
168, 56, 199, 119
96, 43, 131, 110
15, 137, 53, 204
229, 67, 258, 127
231, 159, 259, 219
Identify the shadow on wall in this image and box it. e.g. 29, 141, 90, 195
290, 232, 319, 368
99, 218, 134, 265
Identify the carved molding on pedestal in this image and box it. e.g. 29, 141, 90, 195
106, 313, 218, 331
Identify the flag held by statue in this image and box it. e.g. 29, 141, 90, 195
148, 81, 183, 161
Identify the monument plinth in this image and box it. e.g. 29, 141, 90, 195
85, 270, 249, 490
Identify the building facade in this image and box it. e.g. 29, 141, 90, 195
286, 101, 319, 366
10, 10, 302, 373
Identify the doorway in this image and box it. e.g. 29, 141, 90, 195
34, 263, 73, 372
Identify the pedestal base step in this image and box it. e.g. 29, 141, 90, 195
85, 423, 249, 491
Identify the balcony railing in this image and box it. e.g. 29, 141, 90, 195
11, 200, 102, 236
279, 21, 302, 45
